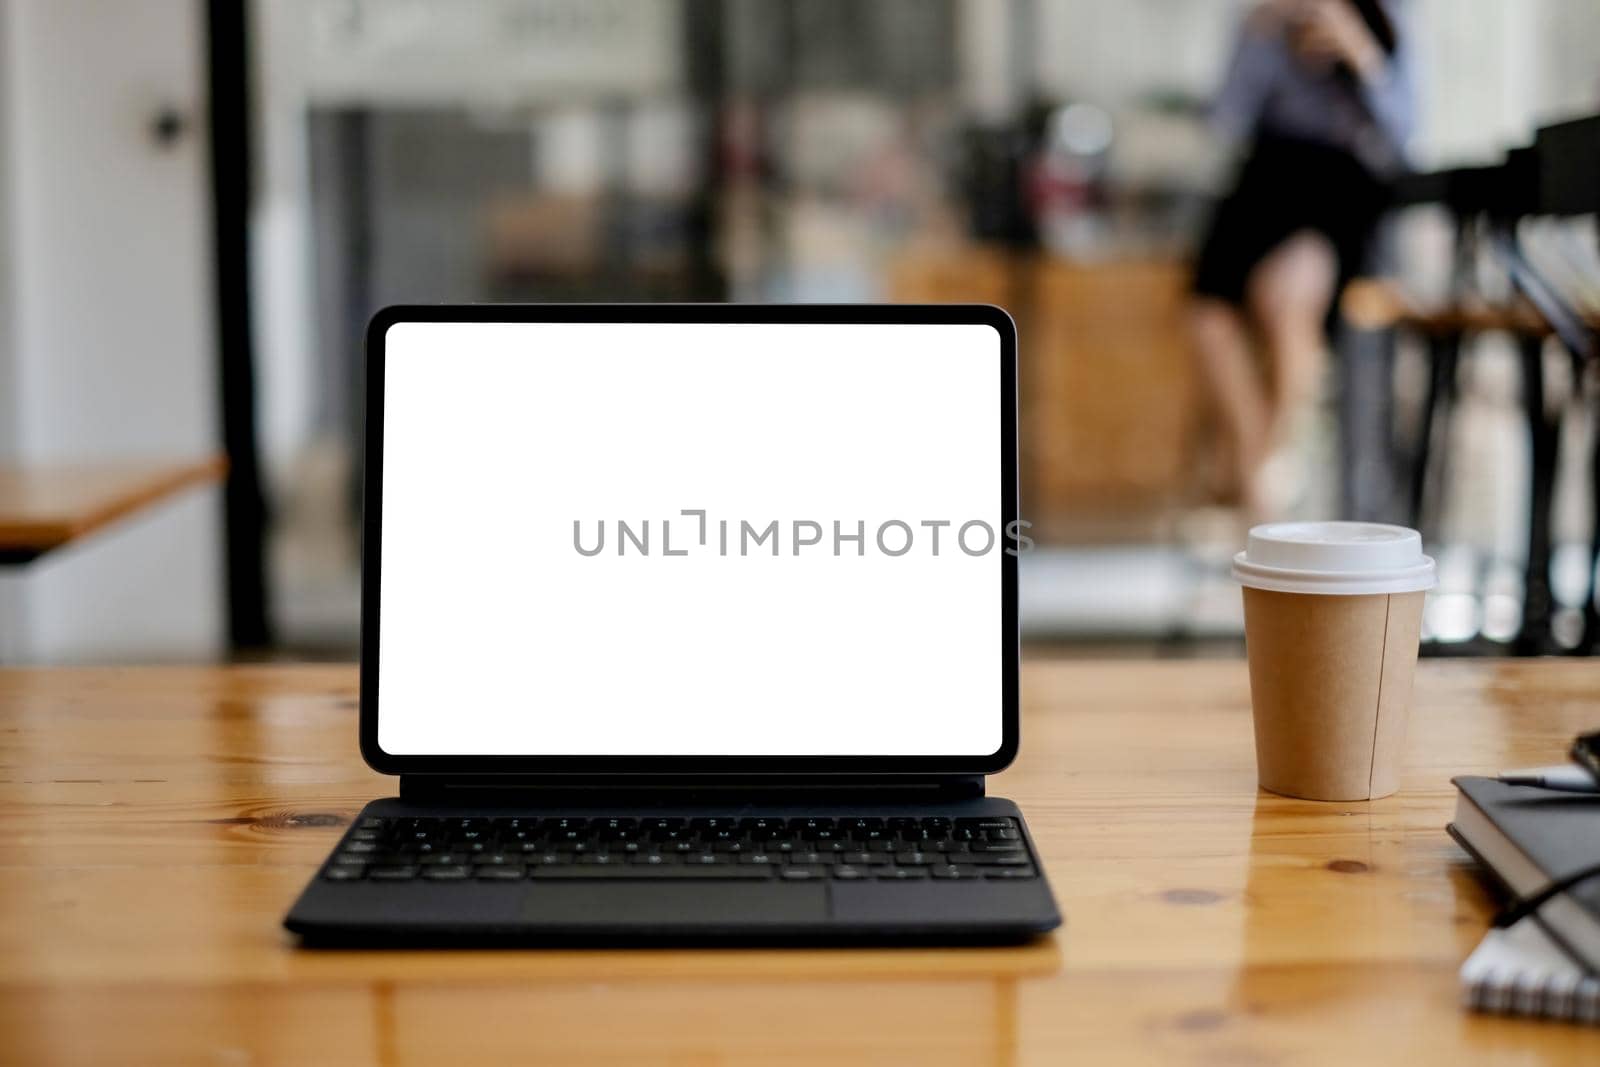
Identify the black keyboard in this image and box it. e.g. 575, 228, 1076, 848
324, 815, 1037, 883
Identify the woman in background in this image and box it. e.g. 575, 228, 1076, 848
1190, 0, 1414, 518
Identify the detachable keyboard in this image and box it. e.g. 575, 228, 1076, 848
323, 815, 1039, 883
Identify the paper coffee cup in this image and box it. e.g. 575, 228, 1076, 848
1233, 522, 1436, 801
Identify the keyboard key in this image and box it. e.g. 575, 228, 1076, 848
987, 829, 1021, 841
544, 817, 587, 832
781, 865, 827, 881
476, 865, 526, 880
955, 817, 1017, 830
690, 817, 740, 831
418, 853, 468, 866
738, 853, 776, 865
348, 851, 407, 866
323, 865, 363, 880
920, 817, 952, 830
792, 852, 836, 865
983, 868, 1037, 880
369, 865, 419, 881
930, 864, 979, 879
842, 852, 889, 866
970, 853, 1031, 866
422, 865, 471, 880
472, 853, 517, 866
349, 829, 381, 842
577, 853, 618, 865
629, 852, 679, 866
876, 867, 929, 880
530, 865, 774, 880
641, 817, 684, 831
831, 865, 869, 880
967, 841, 1024, 853
341, 841, 378, 854
505, 841, 547, 853
359, 817, 384, 829
893, 852, 935, 866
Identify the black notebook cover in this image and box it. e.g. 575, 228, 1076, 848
1452, 775, 1600, 966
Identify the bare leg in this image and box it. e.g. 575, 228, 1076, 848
1247, 231, 1338, 447
1189, 297, 1272, 515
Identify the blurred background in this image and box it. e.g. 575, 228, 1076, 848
0, 0, 1596, 664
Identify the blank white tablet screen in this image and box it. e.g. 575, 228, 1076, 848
376, 320, 1004, 756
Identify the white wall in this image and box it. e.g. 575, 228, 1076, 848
0, 0, 224, 663
1412, 0, 1600, 168
1032, 0, 1244, 110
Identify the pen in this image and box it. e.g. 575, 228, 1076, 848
1497, 764, 1600, 793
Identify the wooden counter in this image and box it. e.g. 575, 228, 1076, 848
1, 659, 1595, 1063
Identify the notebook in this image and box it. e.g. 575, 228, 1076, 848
1450, 775, 1600, 1023
1460, 916, 1600, 1024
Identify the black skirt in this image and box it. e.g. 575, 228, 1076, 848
1192, 132, 1391, 307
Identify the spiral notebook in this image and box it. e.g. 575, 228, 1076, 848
1461, 916, 1600, 1024
1450, 775, 1600, 1025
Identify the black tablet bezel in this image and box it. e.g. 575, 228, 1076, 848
359, 304, 1020, 778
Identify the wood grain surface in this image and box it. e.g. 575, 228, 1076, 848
2, 659, 1597, 1064
0, 457, 225, 554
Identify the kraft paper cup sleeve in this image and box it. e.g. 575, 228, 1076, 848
1243, 587, 1425, 801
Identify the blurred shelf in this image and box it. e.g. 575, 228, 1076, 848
0, 457, 227, 565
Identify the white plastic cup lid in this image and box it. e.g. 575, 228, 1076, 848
1232, 521, 1437, 596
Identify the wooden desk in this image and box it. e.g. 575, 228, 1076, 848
2, 660, 1595, 1064
0, 458, 226, 564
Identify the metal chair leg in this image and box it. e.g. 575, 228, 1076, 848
1579, 393, 1600, 655
1410, 333, 1460, 540
1515, 335, 1561, 655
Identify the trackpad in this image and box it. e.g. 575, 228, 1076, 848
522, 882, 828, 925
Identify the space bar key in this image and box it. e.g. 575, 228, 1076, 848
530, 865, 775, 880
